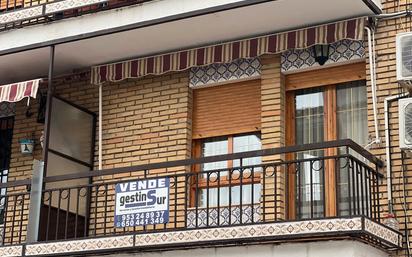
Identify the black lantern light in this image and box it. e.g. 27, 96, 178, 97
312, 44, 330, 66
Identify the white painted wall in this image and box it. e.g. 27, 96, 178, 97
0, 0, 246, 52
113, 241, 388, 257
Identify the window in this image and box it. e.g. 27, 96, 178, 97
193, 133, 262, 208
286, 76, 367, 219
192, 79, 262, 209
294, 88, 325, 219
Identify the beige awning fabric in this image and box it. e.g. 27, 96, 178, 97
0, 79, 41, 103
91, 17, 365, 85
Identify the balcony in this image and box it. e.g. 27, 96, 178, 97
0, 0, 153, 32
0, 139, 401, 257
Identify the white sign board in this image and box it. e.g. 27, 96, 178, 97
114, 178, 169, 227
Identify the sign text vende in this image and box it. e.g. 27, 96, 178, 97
115, 178, 169, 227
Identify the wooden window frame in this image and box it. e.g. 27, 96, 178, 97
285, 62, 366, 219
191, 133, 262, 207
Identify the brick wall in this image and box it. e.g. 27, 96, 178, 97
3, 71, 192, 243
369, 1, 412, 256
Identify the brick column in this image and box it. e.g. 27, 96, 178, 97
260, 55, 286, 221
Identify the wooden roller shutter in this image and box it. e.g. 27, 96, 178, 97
1, 0, 23, 10
193, 79, 261, 139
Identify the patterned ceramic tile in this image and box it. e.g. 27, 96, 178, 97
0, 245, 22, 257
0, 102, 15, 118
189, 58, 261, 88
0, 6, 43, 25
46, 0, 109, 14
135, 218, 363, 246
364, 218, 401, 247
0, 217, 401, 256
281, 39, 365, 73
187, 205, 260, 228
25, 235, 134, 256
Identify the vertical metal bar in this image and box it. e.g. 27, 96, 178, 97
251, 166, 255, 223
184, 174, 188, 229
239, 158, 243, 225
10, 195, 16, 244
195, 173, 199, 228
104, 184, 108, 235
284, 164, 288, 221
1, 195, 8, 245
335, 157, 340, 216
64, 189, 70, 239
359, 163, 365, 216
45, 191, 52, 241
84, 187, 90, 237
310, 160, 314, 219
296, 162, 301, 220
93, 186, 98, 236
347, 157, 352, 217
42, 45, 55, 178
355, 161, 360, 215
274, 164, 278, 221
350, 158, 357, 215
18, 195, 24, 244
322, 158, 326, 217
217, 170, 220, 226
262, 165, 266, 222
228, 168, 232, 225
367, 169, 372, 218
74, 187, 80, 238
371, 169, 376, 220
206, 172, 209, 227
375, 164, 381, 223
55, 189, 62, 240
174, 175, 177, 229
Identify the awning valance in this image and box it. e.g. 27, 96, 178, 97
91, 17, 365, 85
0, 79, 41, 103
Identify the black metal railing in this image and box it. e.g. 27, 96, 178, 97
0, 139, 383, 245
0, 0, 153, 32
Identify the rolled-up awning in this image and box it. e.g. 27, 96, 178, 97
0, 79, 41, 103
91, 17, 365, 85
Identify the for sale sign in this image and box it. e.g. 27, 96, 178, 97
114, 178, 169, 227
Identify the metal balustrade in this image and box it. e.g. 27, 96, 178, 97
0, 139, 383, 245
0, 0, 153, 32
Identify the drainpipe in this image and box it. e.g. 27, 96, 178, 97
384, 93, 409, 213
365, 26, 381, 148
98, 84, 102, 170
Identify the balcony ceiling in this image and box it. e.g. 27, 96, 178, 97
0, 0, 379, 84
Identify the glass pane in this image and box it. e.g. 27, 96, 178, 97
46, 152, 90, 216
233, 134, 261, 167
49, 98, 94, 164
336, 81, 368, 216
295, 88, 325, 219
201, 137, 228, 173
198, 134, 261, 208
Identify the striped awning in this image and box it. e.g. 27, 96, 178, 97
91, 17, 365, 85
0, 79, 41, 103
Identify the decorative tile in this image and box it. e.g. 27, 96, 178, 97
0, 217, 401, 256
135, 217, 363, 246
25, 235, 133, 256
364, 218, 401, 247
187, 205, 260, 228
0, 102, 15, 118
0, 6, 43, 25
189, 58, 261, 88
281, 39, 365, 73
46, 0, 109, 14
0, 245, 22, 257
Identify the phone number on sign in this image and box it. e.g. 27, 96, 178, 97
116, 211, 168, 227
